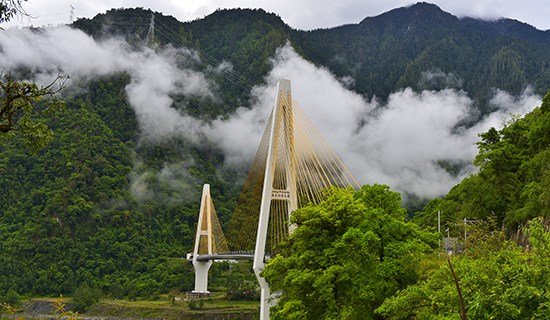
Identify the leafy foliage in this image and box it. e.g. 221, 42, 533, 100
377, 218, 550, 319
0, 82, 200, 298
263, 185, 439, 320
1, 3, 550, 311
0, 73, 67, 151
0, 0, 27, 24
72, 284, 101, 312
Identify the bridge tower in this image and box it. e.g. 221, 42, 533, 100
188, 79, 358, 317
191, 184, 226, 294
254, 79, 298, 320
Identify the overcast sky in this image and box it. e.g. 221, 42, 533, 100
3, 0, 550, 31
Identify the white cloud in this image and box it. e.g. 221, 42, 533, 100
0, 28, 541, 199
0, 26, 215, 141
209, 44, 541, 198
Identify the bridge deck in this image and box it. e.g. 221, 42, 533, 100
188, 253, 255, 262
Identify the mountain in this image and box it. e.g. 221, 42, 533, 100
293, 2, 550, 113
73, 3, 550, 115
1, 2, 550, 300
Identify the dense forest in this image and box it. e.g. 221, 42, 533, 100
1, 2, 550, 317
73, 3, 550, 116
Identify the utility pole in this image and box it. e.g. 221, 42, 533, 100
438, 210, 441, 248
145, 12, 157, 48
438, 210, 441, 233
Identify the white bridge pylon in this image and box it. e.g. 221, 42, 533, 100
253, 79, 297, 320
189, 79, 359, 319
188, 80, 298, 318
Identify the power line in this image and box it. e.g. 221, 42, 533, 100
69, 11, 259, 91
153, 16, 256, 91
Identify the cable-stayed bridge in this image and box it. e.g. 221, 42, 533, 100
187, 79, 359, 319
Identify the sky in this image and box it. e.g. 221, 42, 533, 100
3, 0, 550, 31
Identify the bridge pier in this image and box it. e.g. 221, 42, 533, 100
253, 266, 277, 320
190, 184, 222, 294
192, 259, 212, 294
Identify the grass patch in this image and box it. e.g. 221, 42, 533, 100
18, 292, 259, 320
86, 293, 258, 320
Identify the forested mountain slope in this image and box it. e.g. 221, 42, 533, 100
1, 2, 550, 300
293, 2, 550, 113
73, 3, 550, 116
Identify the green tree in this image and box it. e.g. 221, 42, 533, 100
0, 0, 28, 24
377, 218, 550, 319
0, 73, 67, 150
0, 289, 20, 306
225, 261, 260, 301
1, 1, 67, 150
263, 185, 439, 320
72, 283, 101, 312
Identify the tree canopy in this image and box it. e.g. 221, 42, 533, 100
0, 0, 27, 24
263, 185, 439, 320
377, 218, 550, 319
0, 74, 67, 151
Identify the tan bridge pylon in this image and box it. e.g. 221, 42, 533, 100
189, 79, 360, 318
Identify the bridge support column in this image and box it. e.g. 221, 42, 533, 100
253, 79, 296, 320
254, 267, 276, 320
191, 184, 214, 294
192, 260, 212, 293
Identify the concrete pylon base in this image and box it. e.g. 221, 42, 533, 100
192, 259, 212, 293
254, 267, 277, 320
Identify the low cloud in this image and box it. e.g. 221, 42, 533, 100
420, 69, 464, 89
0, 26, 217, 201
129, 160, 199, 204
210, 45, 541, 198
0, 26, 214, 141
0, 28, 541, 199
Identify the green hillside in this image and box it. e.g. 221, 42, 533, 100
73, 4, 550, 116
1, 1, 550, 309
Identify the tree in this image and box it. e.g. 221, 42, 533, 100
262, 185, 439, 320
1, 1, 67, 150
0, 0, 28, 24
376, 218, 550, 319
72, 283, 101, 312
0, 73, 67, 150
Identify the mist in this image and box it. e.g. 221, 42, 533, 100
0, 26, 214, 141
209, 45, 541, 198
0, 26, 215, 201
0, 27, 541, 200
